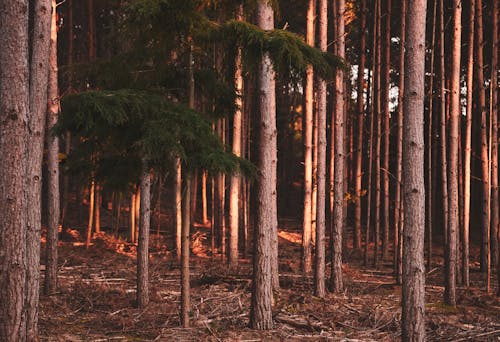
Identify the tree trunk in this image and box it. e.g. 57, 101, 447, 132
302, 0, 315, 275
251, 0, 277, 330
45, 0, 61, 296
445, 0, 461, 307
86, 181, 95, 248
0, 2, 30, 339
137, 161, 151, 308
130, 192, 136, 243
394, 0, 406, 284
134, 186, 141, 243
229, 4, 244, 268
201, 171, 208, 224
94, 186, 101, 233
175, 158, 182, 260
354, 0, 367, 252
314, 0, 327, 298
181, 174, 191, 327
381, 0, 391, 261
330, 0, 345, 293
401, 0, 427, 339
463, 0, 474, 288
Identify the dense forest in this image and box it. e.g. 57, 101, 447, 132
0, 0, 499, 340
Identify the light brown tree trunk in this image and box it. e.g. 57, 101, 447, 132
25, 0, 52, 339
175, 158, 182, 260
229, 4, 244, 268
137, 161, 151, 308
45, 0, 61, 296
302, 0, 315, 275
354, 0, 367, 252
475, 0, 490, 291
463, 0, 474, 288
394, 0, 406, 284
251, 0, 277, 329
134, 186, 141, 243
445, 0, 461, 307
314, 0, 327, 298
94, 186, 101, 233
330, 0, 345, 293
130, 192, 136, 243
401, 0, 427, 339
86, 180, 95, 248
201, 171, 208, 224
381, 0, 391, 261
181, 174, 191, 327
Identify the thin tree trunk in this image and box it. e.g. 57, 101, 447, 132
130, 192, 136, 243
381, 0, 391, 261
201, 171, 208, 224
137, 161, 151, 308
314, 0, 327, 298
86, 180, 95, 248
394, 0, 406, 284
354, 0, 367, 252
134, 186, 141, 243
401, 0, 427, 339
330, 0, 345, 293
463, 0, 474, 288
94, 186, 101, 233
229, 4, 244, 268
181, 174, 191, 327
251, 0, 277, 329
45, 0, 61, 295
175, 158, 182, 260
475, 0, 490, 291
445, 0, 461, 307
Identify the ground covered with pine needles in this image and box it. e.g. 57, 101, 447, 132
39, 219, 500, 341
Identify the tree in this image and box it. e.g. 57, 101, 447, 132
250, 0, 277, 329
137, 161, 151, 308
401, 0, 427, 339
445, 0, 461, 307
45, 0, 61, 296
330, 0, 345, 292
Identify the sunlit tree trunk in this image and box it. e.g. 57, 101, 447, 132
401, 0, 427, 339
45, 0, 61, 296
439, 0, 448, 248
394, 0, 406, 284
201, 171, 208, 224
130, 191, 136, 243
94, 186, 101, 233
137, 161, 151, 308
463, 0, 474, 287
445, 0, 461, 307
314, 0, 327, 298
86, 180, 95, 248
175, 159, 182, 260
330, 0, 345, 292
181, 174, 191, 327
354, 0, 366, 252
251, 0, 277, 329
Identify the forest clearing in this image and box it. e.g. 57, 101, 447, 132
1, 0, 500, 341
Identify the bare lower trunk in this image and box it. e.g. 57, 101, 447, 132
137, 161, 151, 308
401, 0, 427, 339
181, 174, 191, 327
130, 192, 136, 243
175, 158, 182, 260
201, 171, 208, 224
94, 186, 101, 233
86, 181, 95, 248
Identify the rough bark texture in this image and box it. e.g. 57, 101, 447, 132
314, 0, 327, 298
181, 175, 191, 327
445, 0, 461, 307
45, 0, 61, 296
0, 2, 29, 340
137, 162, 151, 308
330, 0, 345, 293
463, 0, 474, 288
401, 0, 427, 339
394, 0, 406, 284
251, 0, 276, 330
302, 0, 315, 275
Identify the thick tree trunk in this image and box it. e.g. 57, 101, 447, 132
463, 0, 474, 288
314, 0, 327, 298
445, 0, 461, 307
181, 174, 191, 327
45, 0, 61, 296
0, 2, 30, 340
251, 0, 277, 329
229, 4, 244, 268
394, 0, 406, 284
330, 0, 345, 293
302, 0, 315, 275
354, 0, 367, 252
137, 161, 151, 308
381, 0, 391, 261
401, 0, 427, 339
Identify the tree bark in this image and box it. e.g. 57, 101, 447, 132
86, 180, 95, 248
137, 161, 151, 308
251, 0, 277, 329
181, 174, 191, 327
130, 192, 136, 243
175, 158, 182, 260
445, 0, 461, 307
330, 0, 345, 293
401, 0, 427, 339
45, 0, 61, 296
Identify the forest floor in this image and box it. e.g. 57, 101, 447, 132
39, 218, 500, 341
